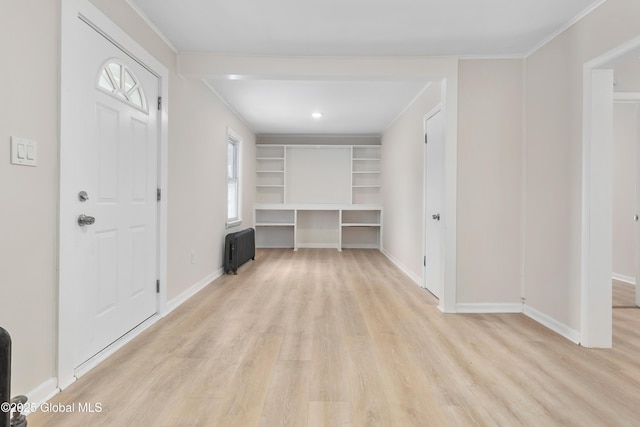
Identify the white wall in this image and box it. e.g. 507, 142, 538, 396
381, 84, 441, 283
612, 103, 638, 282
524, 0, 640, 332
0, 0, 255, 397
613, 59, 640, 92
0, 0, 60, 397
381, 59, 524, 309
457, 59, 524, 305
286, 147, 352, 204
166, 77, 256, 301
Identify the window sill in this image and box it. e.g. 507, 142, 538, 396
225, 219, 242, 229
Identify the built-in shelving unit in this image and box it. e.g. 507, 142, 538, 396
254, 204, 382, 250
256, 145, 286, 204
351, 146, 381, 204
254, 208, 296, 248
254, 144, 382, 250
341, 209, 382, 249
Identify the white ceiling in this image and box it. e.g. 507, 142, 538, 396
129, 0, 603, 135
206, 79, 430, 134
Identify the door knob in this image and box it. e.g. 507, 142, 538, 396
78, 214, 96, 226
432, 214, 440, 221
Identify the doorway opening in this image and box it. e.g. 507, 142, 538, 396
581, 35, 640, 348
612, 91, 640, 310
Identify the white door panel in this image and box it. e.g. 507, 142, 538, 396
70, 19, 159, 367
636, 104, 640, 308
424, 109, 445, 298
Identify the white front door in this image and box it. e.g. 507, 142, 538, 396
424, 109, 445, 298
65, 19, 159, 368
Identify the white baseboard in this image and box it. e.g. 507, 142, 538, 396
57, 375, 76, 391
166, 268, 224, 314
341, 244, 379, 249
23, 377, 58, 415
523, 304, 581, 344
296, 243, 340, 250
380, 248, 422, 287
380, 248, 582, 345
612, 273, 636, 285
456, 303, 523, 313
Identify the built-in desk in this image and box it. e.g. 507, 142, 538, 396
254, 204, 383, 251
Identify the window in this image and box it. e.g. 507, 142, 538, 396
226, 130, 242, 227
98, 61, 147, 112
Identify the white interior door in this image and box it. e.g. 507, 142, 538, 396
68, 20, 159, 367
636, 104, 640, 308
424, 109, 445, 298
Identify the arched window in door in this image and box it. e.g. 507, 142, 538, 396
98, 61, 148, 112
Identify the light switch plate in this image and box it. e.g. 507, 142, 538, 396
10, 136, 37, 166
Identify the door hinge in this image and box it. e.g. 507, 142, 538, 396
156, 279, 160, 293
424, 256, 426, 267
157, 96, 162, 111
157, 188, 161, 202
424, 134, 428, 144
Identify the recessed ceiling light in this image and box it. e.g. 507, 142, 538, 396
311, 111, 323, 119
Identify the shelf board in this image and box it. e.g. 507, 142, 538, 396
256, 185, 285, 188
257, 157, 285, 160
352, 171, 380, 174
353, 158, 381, 161
256, 222, 295, 227
341, 223, 381, 227
352, 185, 381, 188
257, 170, 285, 173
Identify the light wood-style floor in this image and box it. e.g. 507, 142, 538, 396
613, 279, 636, 308
29, 249, 640, 426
